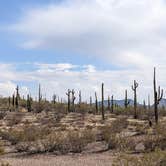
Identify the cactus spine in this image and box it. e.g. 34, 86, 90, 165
132, 80, 138, 119
124, 90, 130, 108
153, 67, 163, 124
101, 83, 105, 120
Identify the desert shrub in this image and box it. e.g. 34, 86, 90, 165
15, 129, 95, 154
7, 113, 23, 126
113, 150, 166, 166
0, 129, 23, 145
101, 117, 128, 140
0, 112, 6, 120
0, 125, 51, 145
0, 162, 11, 166
100, 117, 129, 150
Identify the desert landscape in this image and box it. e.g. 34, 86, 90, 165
1, 0, 166, 165
0, 69, 165, 166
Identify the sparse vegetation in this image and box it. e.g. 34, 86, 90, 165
0, 68, 165, 166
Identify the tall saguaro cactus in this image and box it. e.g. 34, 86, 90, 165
108, 95, 111, 112
132, 80, 139, 119
52, 94, 56, 104
38, 84, 42, 103
72, 89, 76, 112
79, 90, 82, 106
124, 90, 130, 109
27, 94, 32, 112
66, 89, 71, 113
101, 83, 105, 120
148, 95, 151, 110
153, 68, 163, 124
95, 92, 98, 114
111, 95, 114, 113
15, 85, 19, 109
12, 94, 15, 108
143, 100, 146, 110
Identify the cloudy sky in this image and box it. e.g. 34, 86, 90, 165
0, 0, 166, 103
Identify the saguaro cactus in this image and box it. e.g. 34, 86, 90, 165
108, 95, 111, 112
8, 96, 11, 107
38, 84, 42, 103
124, 90, 130, 109
12, 94, 15, 108
27, 94, 32, 112
15, 85, 19, 109
79, 90, 82, 106
111, 95, 114, 113
66, 89, 71, 113
72, 89, 76, 112
143, 100, 146, 110
132, 80, 139, 119
101, 83, 105, 120
95, 92, 98, 114
148, 95, 151, 110
52, 94, 56, 104
153, 67, 163, 124
89, 96, 92, 108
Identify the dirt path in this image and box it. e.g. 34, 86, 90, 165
0, 152, 115, 166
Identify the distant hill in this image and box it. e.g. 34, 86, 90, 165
97, 98, 166, 108
98, 99, 136, 107
155, 98, 166, 108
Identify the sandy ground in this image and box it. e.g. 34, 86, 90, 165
0, 152, 114, 166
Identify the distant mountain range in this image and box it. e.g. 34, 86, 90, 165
155, 98, 166, 108
98, 98, 166, 108
98, 99, 135, 107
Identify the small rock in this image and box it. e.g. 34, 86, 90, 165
135, 142, 145, 152
83, 141, 107, 153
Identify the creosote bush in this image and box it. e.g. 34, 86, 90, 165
15, 129, 95, 154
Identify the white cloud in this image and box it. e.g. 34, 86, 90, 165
10, 0, 166, 68
0, 62, 165, 104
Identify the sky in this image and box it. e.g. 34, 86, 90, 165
0, 0, 166, 103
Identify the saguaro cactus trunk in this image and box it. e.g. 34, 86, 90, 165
111, 95, 114, 113
95, 92, 98, 114
15, 85, 19, 109
148, 95, 151, 110
66, 89, 71, 113
153, 68, 163, 124
27, 94, 32, 112
79, 90, 82, 107
38, 84, 42, 103
132, 80, 139, 119
101, 83, 105, 120
71, 89, 76, 112
124, 90, 130, 109
108, 95, 111, 112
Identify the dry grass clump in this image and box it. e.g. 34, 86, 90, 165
7, 113, 23, 126
0, 125, 51, 145
0, 112, 6, 120
100, 117, 129, 150
16, 129, 95, 154
113, 150, 166, 166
